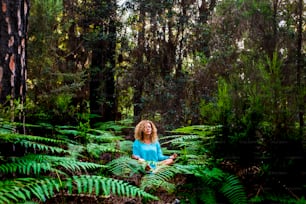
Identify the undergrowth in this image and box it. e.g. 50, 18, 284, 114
0, 119, 157, 204
2, 119, 283, 204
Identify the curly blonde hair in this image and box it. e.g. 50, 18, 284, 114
134, 120, 158, 142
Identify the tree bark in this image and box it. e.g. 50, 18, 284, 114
0, 0, 29, 115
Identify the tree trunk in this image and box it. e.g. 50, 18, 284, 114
90, 0, 117, 124
296, 0, 304, 132
132, 0, 146, 124
0, 0, 29, 120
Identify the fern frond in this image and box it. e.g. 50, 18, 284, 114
36, 155, 106, 173
0, 160, 52, 175
107, 156, 146, 177
93, 121, 127, 132
0, 175, 159, 204
172, 164, 202, 174
56, 128, 80, 136
0, 154, 106, 176
140, 165, 182, 193
57, 160, 105, 173
86, 143, 121, 159
161, 134, 202, 145
0, 122, 14, 133
0, 177, 60, 203
66, 175, 158, 200
118, 140, 133, 153
170, 125, 222, 136
220, 175, 247, 204
18, 140, 67, 154
67, 143, 84, 159
196, 167, 225, 186
0, 133, 66, 144
87, 130, 123, 142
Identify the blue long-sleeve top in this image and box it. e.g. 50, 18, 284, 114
132, 139, 169, 168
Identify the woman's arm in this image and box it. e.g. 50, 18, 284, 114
132, 140, 145, 161
156, 141, 170, 161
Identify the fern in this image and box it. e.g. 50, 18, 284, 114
161, 124, 248, 204
18, 140, 68, 154
0, 154, 105, 176
140, 165, 182, 193
66, 175, 158, 200
107, 156, 146, 177
93, 120, 128, 132
118, 140, 133, 154
170, 125, 222, 136
0, 120, 160, 203
87, 129, 123, 142
0, 177, 60, 203
220, 175, 248, 204
0, 132, 66, 144
35, 155, 106, 173
0, 160, 52, 175
0, 175, 158, 204
86, 143, 121, 159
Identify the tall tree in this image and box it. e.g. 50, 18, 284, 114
88, 0, 118, 123
0, 0, 30, 120
296, 0, 304, 132
131, 0, 146, 124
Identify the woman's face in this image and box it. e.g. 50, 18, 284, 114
143, 122, 152, 136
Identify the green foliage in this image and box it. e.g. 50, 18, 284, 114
166, 125, 247, 204
0, 176, 158, 204
27, 0, 89, 125
55, 124, 124, 159
199, 79, 232, 124
106, 123, 248, 204
66, 175, 158, 200
250, 194, 306, 204
0, 120, 158, 203
163, 125, 221, 164
93, 120, 131, 132
140, 165, 182, 193
107, 156, 146, 177
220, 175, 248, 204
197, 50, 304, 202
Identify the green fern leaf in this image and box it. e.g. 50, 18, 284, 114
220, 175, 247, 204
86, 143, 121, 158
67, 175, 158, 201
18, 140, 67, 154
107, 156, 146, 177
140, 165, 182, 193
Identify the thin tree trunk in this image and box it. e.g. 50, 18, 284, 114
296, 0, 304, 132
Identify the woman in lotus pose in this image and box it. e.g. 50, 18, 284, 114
132, 120, 177, 171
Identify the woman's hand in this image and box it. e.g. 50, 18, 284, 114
170, 153, 178, 160
132, 154, 145, 162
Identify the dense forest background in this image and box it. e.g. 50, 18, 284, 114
0, 0, 305, 203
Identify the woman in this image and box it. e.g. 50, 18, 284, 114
132, 120, 177, 171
